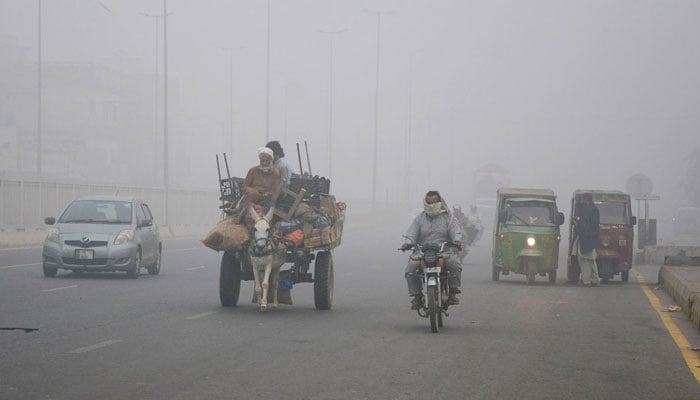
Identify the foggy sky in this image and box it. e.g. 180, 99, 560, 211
1, 0, 699, 223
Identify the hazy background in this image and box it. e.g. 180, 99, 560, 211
1, 0, 699, 238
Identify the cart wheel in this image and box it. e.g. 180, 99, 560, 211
548, 269, 557, 284
220, 252, 241, 307
621, 270, 629, 282
314, 251, 334, 310
491, 263, 500, 281
427, 286, 438, 333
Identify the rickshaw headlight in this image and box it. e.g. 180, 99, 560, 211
526, 237, 536, 247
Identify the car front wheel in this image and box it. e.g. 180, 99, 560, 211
43, 263, 58, 277
147, 246, 161, 275
127, 250, 141, 279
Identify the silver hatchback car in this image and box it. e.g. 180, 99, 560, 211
42, 196, 161, 278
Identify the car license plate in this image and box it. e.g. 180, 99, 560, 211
76, 249, 94, 260
424, 267, 441, 273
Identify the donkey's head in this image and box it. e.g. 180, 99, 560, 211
249, 206, 275, 250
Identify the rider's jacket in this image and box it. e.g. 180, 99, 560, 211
405, 211, 463, 250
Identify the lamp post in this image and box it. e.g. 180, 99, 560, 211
140, 11, 171, 185
318, 28, 347, 181
163, 0, 170, 228
37, 0, 42, 177
406, 49, 422, 205
265, 0, 270, 141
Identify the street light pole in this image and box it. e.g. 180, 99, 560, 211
163, 0, 170, 228
406, 50, 421, 205
265, 0, 270, 142
37, 0, 42, 177
318, 28, 347, 181
140, 12, 170, 185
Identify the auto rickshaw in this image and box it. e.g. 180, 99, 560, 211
567, 190, 636, 283
492, 188, 565, 285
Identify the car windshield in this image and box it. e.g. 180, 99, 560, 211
58, 200, 132, 224
596, 202, 628, 225
505, 203, 555, 226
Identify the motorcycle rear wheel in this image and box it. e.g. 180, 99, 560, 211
427, 286, 438, 333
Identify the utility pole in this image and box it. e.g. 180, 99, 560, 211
318, 28, 347, 181
265, 0, 270, 141
140, 11, 170, 185
37, 0, 42, 177
163, 0, 170, 228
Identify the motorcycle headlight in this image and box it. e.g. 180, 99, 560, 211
526, 237, 536, 247
46, 227, 60, 243
423, 250, 438, 265
601, 239, 610, 248
114, 229, 134, 245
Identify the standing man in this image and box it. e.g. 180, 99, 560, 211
400, 191, 463, 309
266, 140, 292, 188
573, 194, 600, 287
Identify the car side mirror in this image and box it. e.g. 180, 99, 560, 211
45, 217, 56, 225
630, 216, 637, 226
139, 219, 153, 227
555, 212, 565, 226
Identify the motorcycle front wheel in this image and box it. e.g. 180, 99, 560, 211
427, 286, 438, 333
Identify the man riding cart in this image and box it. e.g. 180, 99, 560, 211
203, 144, 345, 310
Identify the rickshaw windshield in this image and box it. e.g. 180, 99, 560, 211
596, 201, 628, 225
505, 202, 556, 226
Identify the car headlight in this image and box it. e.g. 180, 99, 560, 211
46, 228, 60, 243
526, 237, 536, 247
114, 229, 134, 245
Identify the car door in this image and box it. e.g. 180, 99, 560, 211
135, 202, 155, 265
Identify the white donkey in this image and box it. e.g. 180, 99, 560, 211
248, 206, 286, 311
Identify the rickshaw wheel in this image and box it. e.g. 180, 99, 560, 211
621, 270, 629, 282
599, 260, 610, 284
548, 269, 557, 284
491, 263, 500, 281
526, 260, 537, 285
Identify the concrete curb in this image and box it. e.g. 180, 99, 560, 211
658, 265, 700, 329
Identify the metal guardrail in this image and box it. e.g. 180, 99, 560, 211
0, 179, 220, 229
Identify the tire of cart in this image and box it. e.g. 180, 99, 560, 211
314, 250, 334, 310
220, 251, 241, 307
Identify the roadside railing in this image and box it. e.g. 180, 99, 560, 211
0, 178, 220, 229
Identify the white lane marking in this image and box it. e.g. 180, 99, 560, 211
41, 285, 78, 293
0, 262, 41, 270
185, 265, 206, 271
169, 247, 201, 253
69, 339, 122, 354
186, 311, 217, 320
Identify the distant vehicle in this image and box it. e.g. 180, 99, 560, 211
492, 188, 565, 285
42, 196, 161, 278
567, 190, 636, 283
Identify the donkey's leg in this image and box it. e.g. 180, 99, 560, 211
270, 268, 280, 308
252, 263, 262, 307
260, 263, 272, 311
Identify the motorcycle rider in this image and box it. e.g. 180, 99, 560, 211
400, 191, 463, 309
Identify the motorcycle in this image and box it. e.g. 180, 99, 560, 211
401, 241, 460, 333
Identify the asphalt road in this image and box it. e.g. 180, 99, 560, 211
2, 215, 700, 400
